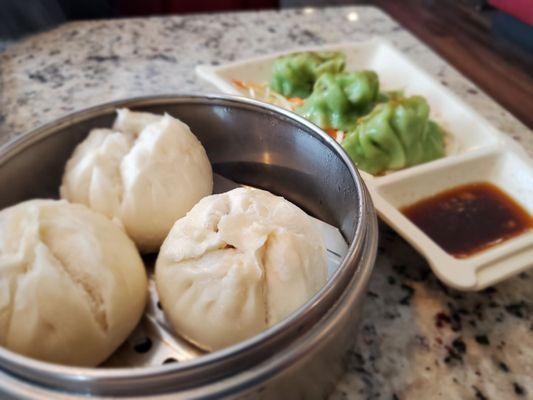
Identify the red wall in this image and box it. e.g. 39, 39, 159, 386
489, 0, 533, 25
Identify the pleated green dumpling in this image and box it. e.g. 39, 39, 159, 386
270, 52, 346, 99
342, 95, 445, 175
296, 71, 379, 131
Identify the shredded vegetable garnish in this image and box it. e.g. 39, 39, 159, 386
232, 79, 297, 111
287, 97, 305, 106
322, 128, 344, 143
324, 128, 337, 139
232, 79, 346, 143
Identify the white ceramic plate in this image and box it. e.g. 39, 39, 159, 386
196, 38, 533, 291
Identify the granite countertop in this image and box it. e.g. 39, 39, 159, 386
0, 6, 532, 399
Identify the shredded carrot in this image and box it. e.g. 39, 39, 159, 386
287, 97, 305, 106
325, 128, 338, 139
230, 79, 296, 110
231, 79, 247, 90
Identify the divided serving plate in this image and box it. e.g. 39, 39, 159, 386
196, 38, 533, 291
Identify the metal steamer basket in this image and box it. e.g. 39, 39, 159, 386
0, 95, 378, 399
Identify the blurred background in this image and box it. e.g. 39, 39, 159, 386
1, 1, 532, 54
1, 0, 532, 125
2, 0, 531, 68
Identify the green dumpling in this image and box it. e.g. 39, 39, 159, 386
342, 95, 445, 175
296, 71, 380, 131
270, 51, 346, 98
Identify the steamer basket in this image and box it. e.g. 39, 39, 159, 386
0, 95, 378, 399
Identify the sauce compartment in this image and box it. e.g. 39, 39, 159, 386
370, 148, 533, 290
401, 182, 532, 259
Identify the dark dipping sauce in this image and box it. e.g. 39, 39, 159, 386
401, 182, 532, 258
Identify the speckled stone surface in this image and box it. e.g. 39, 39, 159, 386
0, 6, 532, 400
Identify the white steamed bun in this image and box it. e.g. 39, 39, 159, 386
60, 109, 213, 253
155, 187, 327, 351
0, 200, 147, 366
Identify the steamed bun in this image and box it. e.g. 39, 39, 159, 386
0, 200, 147, 366
155, 187, 327, 351
60, 109, 213, 253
